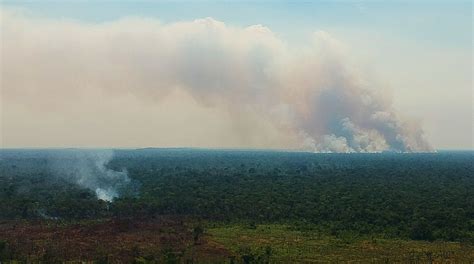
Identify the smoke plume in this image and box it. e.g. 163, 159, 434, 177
1, 10, 433, 152
50, 150, 130, 201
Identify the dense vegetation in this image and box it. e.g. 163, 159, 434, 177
1, 149, 473, 244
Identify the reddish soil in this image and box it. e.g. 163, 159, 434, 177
0, 217, 233, 263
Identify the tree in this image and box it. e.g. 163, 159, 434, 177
193, 225, 204, 245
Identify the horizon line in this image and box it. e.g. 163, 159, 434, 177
1, 147, 473, 153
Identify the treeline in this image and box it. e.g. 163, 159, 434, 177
1, 149, 473, 242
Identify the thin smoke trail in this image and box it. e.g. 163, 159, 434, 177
49, 150, 130, 201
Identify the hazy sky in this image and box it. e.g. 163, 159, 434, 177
1, 1, 472, 150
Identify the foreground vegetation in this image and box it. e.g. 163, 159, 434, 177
208, 224, 474, 263
0, 149, 473, 262
1, 219, 472, 263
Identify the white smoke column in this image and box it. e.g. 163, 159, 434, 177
1, 10, 433, 152
50, 150, 130, 202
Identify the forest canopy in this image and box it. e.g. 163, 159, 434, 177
0, 149, 473, 242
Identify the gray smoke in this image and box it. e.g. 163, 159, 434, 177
2, 11, 433, 152
50, 150, 130, 201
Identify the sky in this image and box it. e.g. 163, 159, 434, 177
0, 0, 472, 151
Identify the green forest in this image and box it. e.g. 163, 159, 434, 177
0, 149, 473, 262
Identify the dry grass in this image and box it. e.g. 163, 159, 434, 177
208, 224, 474, 263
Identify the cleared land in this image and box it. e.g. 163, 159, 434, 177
1, 220, 473, 263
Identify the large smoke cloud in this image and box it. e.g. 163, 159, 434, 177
1, 10, 432, 152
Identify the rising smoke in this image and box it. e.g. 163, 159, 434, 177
49, 150, 130, 201
1, 10, 433, 152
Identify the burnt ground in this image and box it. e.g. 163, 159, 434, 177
0, 217, 233, 263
